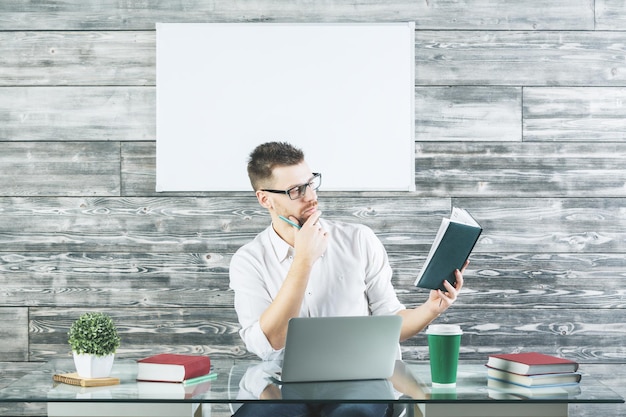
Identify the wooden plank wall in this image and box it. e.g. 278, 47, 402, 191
1, 1, 625, 416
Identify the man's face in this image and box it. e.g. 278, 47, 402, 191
263, 162, 319, 224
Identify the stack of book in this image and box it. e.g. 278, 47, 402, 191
136, 353, 217, 399
486, 352, 582, 398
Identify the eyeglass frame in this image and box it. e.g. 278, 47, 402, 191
261, 173, 322, 200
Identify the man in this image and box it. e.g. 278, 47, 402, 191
229, 141, 465, 417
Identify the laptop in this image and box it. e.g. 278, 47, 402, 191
272, 315, 402, 383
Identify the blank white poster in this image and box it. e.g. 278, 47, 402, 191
156, 23, 415, 191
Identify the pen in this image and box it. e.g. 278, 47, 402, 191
279, 215, 301, 230
183, 372, 218, 386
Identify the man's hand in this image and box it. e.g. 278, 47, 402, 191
426, 260, 467, 315
292, 211, 328, 266
397, 260, 468, 341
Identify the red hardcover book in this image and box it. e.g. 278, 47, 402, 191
137, 354, 211, 382
487, 352, 579, 375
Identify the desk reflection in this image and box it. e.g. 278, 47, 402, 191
231, 360, 431, 403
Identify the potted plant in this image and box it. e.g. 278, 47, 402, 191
68, 312, 121, 378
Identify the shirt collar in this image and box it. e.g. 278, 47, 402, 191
268, 223, 294, 263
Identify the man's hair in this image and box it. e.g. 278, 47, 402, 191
247, 141, 304, 191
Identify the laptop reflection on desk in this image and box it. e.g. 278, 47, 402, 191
269, 315, 402, 384
281, 378, 396, 401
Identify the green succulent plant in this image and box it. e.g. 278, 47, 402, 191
68, 312, 121, 356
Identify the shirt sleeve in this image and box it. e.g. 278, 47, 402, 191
229, 245, 284, 361
235, 361, 282, 400
358, 225, 406, 316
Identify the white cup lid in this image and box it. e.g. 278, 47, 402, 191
425, 324, 462, 335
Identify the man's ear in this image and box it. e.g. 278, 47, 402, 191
256, 190, 273, 210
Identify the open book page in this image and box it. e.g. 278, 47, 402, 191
419, 218, 450, 277
450, 207, 480, 227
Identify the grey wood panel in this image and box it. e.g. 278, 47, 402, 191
0, 0, 595, 31
0, 87, 154, 141
0, 252, 232, 308
0, 31, 154, 86
412, 0, 594, 30
0, 308, 28, 361
0, 142, 120, 196
0, 196, 450, 252
3, 251, 625, 309
29, 307, 247, 361
28, 307, 626, 362
415, 142, 626, 197
401, 308, 626, 363
596, 0, 626, 30
0, 196, 264, 253
524, 87, 626, 142
2, 196, 626, 253
0, 1, 419, 30
416, 31, 626, 86
460, 197, 626, 253
121, 141, 157, 196
394, 252, 626, 309
125, 140, 626, 199
416, 87, 521, 142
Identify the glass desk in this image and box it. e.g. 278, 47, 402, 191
0, 359, 622, 417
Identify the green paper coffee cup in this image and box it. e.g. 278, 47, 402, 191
426, 324, 462, 387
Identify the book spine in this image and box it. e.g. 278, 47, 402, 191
184, 359, 212, 380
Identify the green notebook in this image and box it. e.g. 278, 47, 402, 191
414, 207, 482, 291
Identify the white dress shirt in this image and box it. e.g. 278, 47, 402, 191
229, 219, 406, 360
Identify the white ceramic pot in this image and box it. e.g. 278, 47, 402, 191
72, 352, 115, 378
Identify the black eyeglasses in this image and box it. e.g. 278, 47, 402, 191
261, 173, 322, 200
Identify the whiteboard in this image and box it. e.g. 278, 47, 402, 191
156, 23, 415, 191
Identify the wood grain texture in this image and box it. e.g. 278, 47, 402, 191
3, 251, 625, 310
415, 142, 626, 197
0, 0, 595, 30
416, 87, 521, 142
28, 307, 247, 361
596, 0, 626, 30
0, 31, 154, 86
459, 197, 626, 253
0, 87, 154, 141
0, 308, 28, 361
0, 196, 450, 252
0, 142, 120, 196
27, 306, 626, 363
524, 87, 626, 141
0, 252, 232, 308
401, 308, 626, 363
395, 252, 626, 309
412, 0, 595, 30
416, 31, 626, 86
0, 1, 419, 30
127, 139, 626, 198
